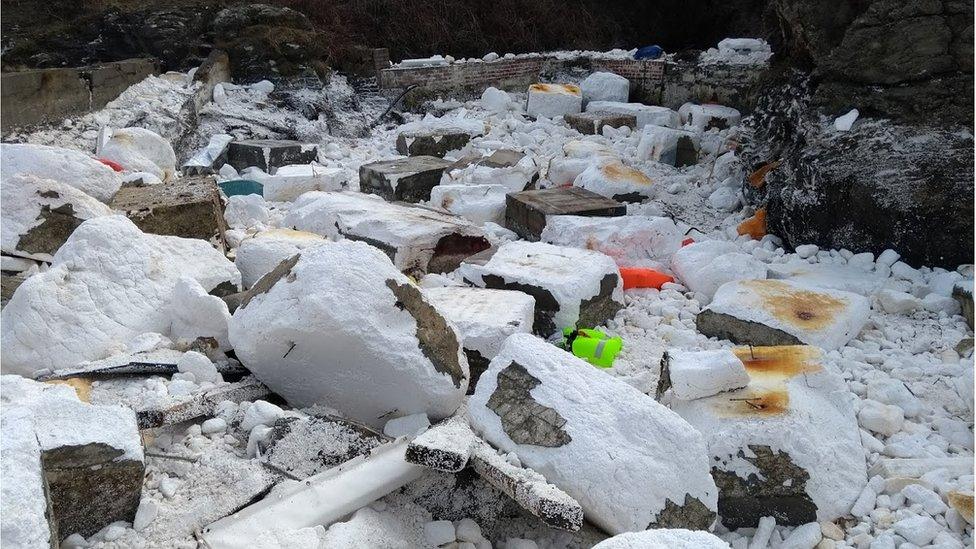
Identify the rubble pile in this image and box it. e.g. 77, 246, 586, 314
0, 33, 971, 549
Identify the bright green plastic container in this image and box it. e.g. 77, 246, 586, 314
562, 327, 623, 368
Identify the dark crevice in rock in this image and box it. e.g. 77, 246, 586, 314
486, 361, 571, 448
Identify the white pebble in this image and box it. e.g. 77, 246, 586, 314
240, 400, 284, 432
901, 484, 948, 515
456, 518, 483, 543
893, 514, 941, 545
201, 417, 228, 435
159, 477, 179, 499
176, 351, 219, 384
796, 244, 819, 259
133, 499, 158, 531
423, 520, 456, 546
780, 522, 822, 549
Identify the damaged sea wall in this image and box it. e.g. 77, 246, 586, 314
1, 59, 158, 132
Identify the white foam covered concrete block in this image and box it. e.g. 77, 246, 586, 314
540, 215, 682, 269
580, 72, 629, 106
459, 241, 623, 336
671, 345, 866, 528
767, 261, 886, 297
235, 229, 327, 289
671, 241, 768, 304
678, 103, 742, 131
662, 349, 750, 400
526, 84, 582, 119
1, 173, 114, 262
574, 160, 655, 202
1, 215, 240, 375
429, 184, 509, 225
469, 334, 719, 534
586, 101, 680, 129
636, 124, 701, 167
228, 240, 469, 428
258, 165, 348, 202
423, 286, 535, 362
1, 143, 122, 203
697, 279, 871, 351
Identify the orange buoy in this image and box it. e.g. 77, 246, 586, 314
620, 267, 674, 290
737, 208, 767, 240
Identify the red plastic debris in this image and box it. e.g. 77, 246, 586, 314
97, 158, 124, 172
681, 237, 695, 247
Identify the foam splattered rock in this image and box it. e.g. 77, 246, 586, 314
670, 346, 866, 528
469, 334, 719, 534
636, 124, 701, 167
283, 191, 489, 275
459, 241, 624, 337
1, 216, 240, 375
678, 103, 741, 131
1, 174, 113, 262
1, 143, 122, 203
228, 240, 469, 428
579, 72, 630, 106
697, 279, 871, 350
359, 156, 455, 203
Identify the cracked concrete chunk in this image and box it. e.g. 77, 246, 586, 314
487, 361, 572, 447
229, 240, 469, 428
697, 279, 871, 350
264, 413, 387, 479
110, 175, 229, 247
671, 345, 866, 528
506, 186, 625, 241
469, 334, 718, 535
359, 156, 454, 202
226, 139, 318, 173
396, 130, 473, 158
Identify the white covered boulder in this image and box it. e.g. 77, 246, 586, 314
169, 277, 233, 350
526, 83, 582, 119
636, 124, 701, 167
257, 164, 348, 202
1, 215, 241, 375
1, 143, 122, 203
98, 127, 178, 182
677, 103, 742, 131
671, 345, 867, 528
459, 241, 624, 337
697, 279, 871, 351
586, 101, 679, 129
235, 229, 327, 289
540, 215, 682, 269
1, 173, 114, 261
579, 72, 630, 106
430, 184, 510, 225
671, 241, 767, 303
574, 160, 655, 202
469, 334, 719, 534
228, 240, 469, 428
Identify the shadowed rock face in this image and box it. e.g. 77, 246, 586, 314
487, 361, 571, 448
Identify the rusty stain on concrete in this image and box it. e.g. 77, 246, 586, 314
742, 279, 846, 331
712, 345, 823, 418
600, 162, 652, 185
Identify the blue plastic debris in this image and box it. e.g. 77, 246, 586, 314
634, 45, 664, 60
218, 179, 264, 197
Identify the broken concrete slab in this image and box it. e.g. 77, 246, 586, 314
406, 411, 478, 473
636, 124, 701, 167
526, 83, 582, 119
505, 186, 625, 241
130, 376, 272, 429
469, 334, 719, 534
2, 376, 145, 543
678, 102, 741, 131
697, 279, 871, 351
37, 349, 248, 383
540, 215, 682, 269
226, 139, 319, 173
564, 112, 636, 135
671, 345, 866, 529
283, 191, 490, 275
585, 101, 679, 129
766, 261, 887, 297
359, 156, 454, 203
110, 175, 229, 245
574, 160, 655, 202
658, 349, 750, 401
228, 240, 469, 429
423, 286, 535, 392
263, 413, 388, 479
459, 241, 624, 337
1, 173, 113, 262
257, 164, 349, 202
396, 130, 474, 158
470, 441, 584, 531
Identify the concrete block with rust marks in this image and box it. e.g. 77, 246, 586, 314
671, 345, 866, 528
110, 175, 228, 246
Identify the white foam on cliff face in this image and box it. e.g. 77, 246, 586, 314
1, 143, 123, 203
468, 334, 719, 534
593, 529, 731, 549
235, 229, 327, 289
458, 241, 623, 333
1, 215, 240, 375
704, 279, 872, 351
540, 215, 682, 269
1, 173, 114, 262
228, 240, 469, 428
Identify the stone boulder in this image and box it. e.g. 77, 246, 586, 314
228, 241, 469, 428
212, 4, 329, 83
1, 216, 240, 375
1, 174, 113, 262
469, 334, 719, 534
1, 143, 122, 203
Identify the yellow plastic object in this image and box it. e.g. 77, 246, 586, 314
562, 328, 623, 368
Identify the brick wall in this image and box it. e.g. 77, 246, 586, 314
377, 49, 765, 111
1, 58, 158, 132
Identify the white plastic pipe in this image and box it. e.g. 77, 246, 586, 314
200, 439, 423, 548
